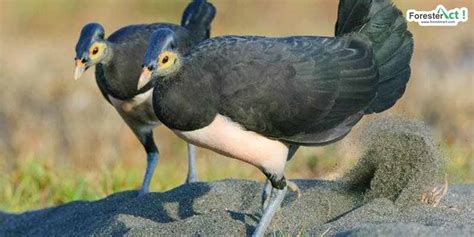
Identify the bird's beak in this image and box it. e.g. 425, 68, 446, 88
74, 59, 87, 80
138, 67, 152, 90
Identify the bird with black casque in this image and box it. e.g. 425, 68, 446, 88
73, 0, 216, 196
139, 0, 413, 236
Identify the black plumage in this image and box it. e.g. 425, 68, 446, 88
181, 0, 216, 40
153, 36, 378, 145
145, 1, 413, 145
335, 0, 413, 113
140, 0, 413, 235
73, 0, 216, 195
95, 24, 192, 100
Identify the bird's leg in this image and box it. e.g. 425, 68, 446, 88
262, 179, 299, 210
261, 179, 298, 210
253, 173, 288, 237
286, 145, 301, 197
139, 151, 159, 196
254, 144, 300, 236
261, 179, 272, 210
261, 144, 300, 209
185, 143, 199, 183
138, 132, 159, 196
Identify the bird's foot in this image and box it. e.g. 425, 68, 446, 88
185, 173, 199, 184
287, 180, 301, 198
262, 180, 300, 210
137, 187, 148, 197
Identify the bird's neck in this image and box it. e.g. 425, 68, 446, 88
100, 42, 115, 66
152, 69, 217, 131
97, 42, 145, 100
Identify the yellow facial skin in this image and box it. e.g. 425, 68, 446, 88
156, 51, 180, 75
88, 42, 107, 62
138, 51, 180, 90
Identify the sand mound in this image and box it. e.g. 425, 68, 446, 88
344, 117, 447, 206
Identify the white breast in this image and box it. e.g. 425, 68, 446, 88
174, 114, 289, 175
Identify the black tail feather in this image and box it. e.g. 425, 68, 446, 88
335, 0, 371, 36
336, 0, 414, 114
181, 0, 216, 42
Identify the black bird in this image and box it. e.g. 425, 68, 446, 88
73, 0, 216, 196
138, 0, 413, 235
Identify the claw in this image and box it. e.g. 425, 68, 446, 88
137, 189, 148, 197
287, 180, 301, 198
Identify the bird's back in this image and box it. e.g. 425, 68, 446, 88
107, 23, 183, 44
163, 35, 378, 145
159, 0, 412, 146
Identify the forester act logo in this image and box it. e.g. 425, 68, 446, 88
407, 5, 468, 26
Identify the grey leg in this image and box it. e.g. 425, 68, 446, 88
262, 179, 300, 211
253, 145, 299, 236
253, 186, 288, 237
185, 143, 198, 183
138, 151, 159, 196
261, 179, 272, 210
137, 131, 159, 197
260, 145, 300, 209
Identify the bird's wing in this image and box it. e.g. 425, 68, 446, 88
189, 35, 378, 144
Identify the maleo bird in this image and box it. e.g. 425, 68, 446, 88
73, 0, 216, 196
138, 0, 413, 235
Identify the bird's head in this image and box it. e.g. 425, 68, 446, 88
74, 23, 108, 80
138, 29, 181, 90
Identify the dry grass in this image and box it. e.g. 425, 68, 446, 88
0, 0, 472, 212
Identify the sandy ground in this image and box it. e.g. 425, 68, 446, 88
0, 179, 473, 236
2, 119, 471, 236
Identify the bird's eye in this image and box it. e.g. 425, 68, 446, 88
92, 47, 99, 55
162, 55, 169, 64
157, 51, 177, 69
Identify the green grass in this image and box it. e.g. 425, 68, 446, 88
1, 158, 100, 211
0, 154, 256, 212
443, 143, 474, 183
1, 141, 471, 213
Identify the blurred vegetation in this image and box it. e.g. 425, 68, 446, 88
0, 0, 473, 212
